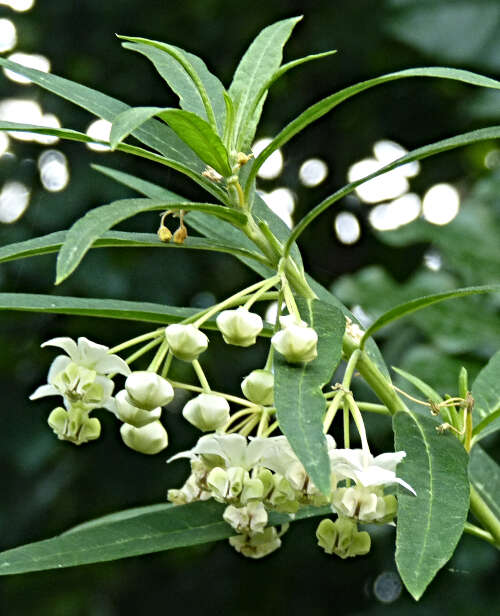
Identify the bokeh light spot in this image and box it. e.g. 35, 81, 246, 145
422, 183, 460, 225
0, 180, 30, 223
260, 187, 295, 228
252, 137, 283, 180
38, 149, 69, 192
4, 52, 50, 84
348, 158, 409, 204
0, 18, 17, 53
86, 119, 112, 152
373, 571, 402, 603
299, 158, 328, 187
334, 211, 360, 244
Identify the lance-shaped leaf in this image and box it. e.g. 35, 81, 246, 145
110, 107, 231, 176
246, 66, 500, 192
122, 39, 226, 135
0, 56, 200, 168
273, 298, 345, 495
471, 349, 500, 443
393, 411, 470, 601
0, 501, 329, 575
0, 230, 268, 266
119, 36, 218, 132
284, 126, 500, 255
0, 121, 228, 205
469, 445, 500, 522
0, 293, 275, 334
229, 16, 302, 151
360, 284, 500, 346
55, 198, 247, 284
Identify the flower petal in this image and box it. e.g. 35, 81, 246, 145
41, 337, 78, 358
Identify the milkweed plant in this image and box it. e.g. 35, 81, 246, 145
0, 17, 499, 600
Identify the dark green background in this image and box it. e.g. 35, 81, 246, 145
0, 1, 499, 614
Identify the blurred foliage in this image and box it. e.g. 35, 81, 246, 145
0, 0, 499, 614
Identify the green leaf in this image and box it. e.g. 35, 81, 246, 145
471, 348, 500, 442
0, 500, 330, 575
0, 55, 200, 168
229, 16, 302, 150
273, 298, 345, 495
158, 109, 231, 175
469, 446, 500, 520
284, 126, 500, 255
246, 66, 500, 191
110, 106, 164, 149
0, 230, 268, 266
56, 198, 247, 284
361, 284, 500, 346
122, 40, 226, 135
392, 366, 443, 404
393, 411, 470, 601
0, 121, 228, 204
119, 37, 219, 133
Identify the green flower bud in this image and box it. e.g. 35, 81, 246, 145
216, 307, 263, 347
332, 486, 392, 523
271, 318, 318, 363
316, 517, 371, 559
125, 371, 174, 410
229, 526, 283, 559
206, 467, 228, 501
255, 467, 274, 498
268, 474, 300, 513
78, 417, 101, 443
48, 407, 67, 435
241, 369, 274, 406
227, 466, 247, 499
165, 324, 208, 361
120, 420, 168, 454
115, 390, 162, 428
182, 393, 230, 432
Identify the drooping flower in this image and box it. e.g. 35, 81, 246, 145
241, 369, 274, 406
41, 337, 130, 375
271, 315, 318, 363
164, 324, 208, 361
216, 307, 263, 347
182, 393, 230, 432
114, 389, 162, 428
125, 371, 174, 410
120, 420, 168, 454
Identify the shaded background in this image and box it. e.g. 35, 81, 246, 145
0, 0, 499, 613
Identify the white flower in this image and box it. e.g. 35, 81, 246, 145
223, 501, 268, 535
241, 369, 274, 406
271, 317, 318, 363
329, 448, 415, 494
182, 393, 230, 432
125, 371, 174, 410
229, 526, 284, 559
331, 486, 398, 523
114, 390, 162, 428
164, 324, 208, 361
41, 336, 130, 375
216, 307, 263, 347
120, 420, 168, 454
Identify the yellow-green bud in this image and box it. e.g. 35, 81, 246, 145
332, 486, 392, 523
216, 307, 263, 347
182, 393, 230, 432
241, 369, 274, 405
114, 390, 162, 428
165, 324, 208, 361
48, 407, 68, 435
271, 318, 318, 364
240, 477, 265, 504
48, 406, 101, 445
125, 371, 174, 410
255, 467, 274, 498
206, 467, 229, 501
316, 517, 371, 559
120, 420, 168, 454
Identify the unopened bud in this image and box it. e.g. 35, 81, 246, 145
120, 420, 168, 454
271, 317, 318, 363
114, 390, 162, 428
241, 369, 274, 405
216, 307, 263, 347
182, 393, 230, 432
173, 224, 188, 244
157, 225, 172, 242
125, 371, 174, 410
165, 324, 208, 361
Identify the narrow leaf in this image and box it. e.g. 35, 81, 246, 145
0, 230, 267, 266
119, 37, 218, 132
392, 366, 443, 404
471, 348, 500, 442
158, 109, 231, 175
0, 56, 200, 168
394, 411, 470, 601
361, 284, 500, 346
274, 298, 345, 495
229, 16, 302, 150
469, 446, 500, 521
284, 126, 500, 255
247, 66, 500, 190
0, 293, 274, 334
56, 198, 247, 284
110, 106, 164, 149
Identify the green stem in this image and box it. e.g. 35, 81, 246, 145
323, 391, 343, 434
168, 380, 257, 407
463, 522, 496, 546
343, 403, 350, 449
161, 352, 173, 379
192, 359, 211, 392
469, 485, 500, 547
108, 329, 162, 354
243, 276, 280, 310
125, 338, 162, 365
357, 402, 391, 415
147, 340, 168, 372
